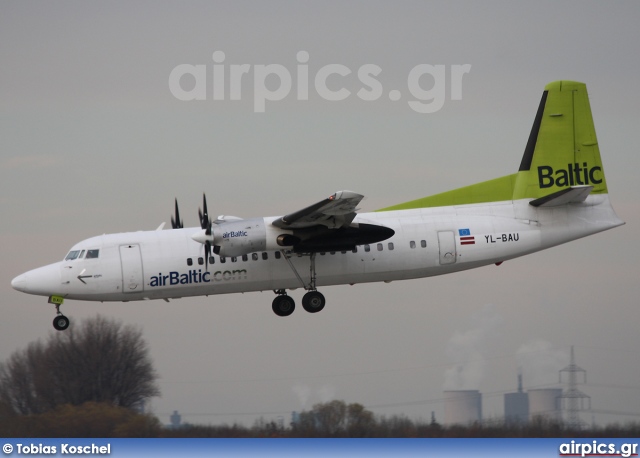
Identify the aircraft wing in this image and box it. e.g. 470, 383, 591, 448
272, 191, 364, 229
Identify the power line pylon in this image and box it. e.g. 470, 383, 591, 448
559, 345, 590, 429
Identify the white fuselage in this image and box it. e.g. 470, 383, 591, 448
12, 194, 622, 303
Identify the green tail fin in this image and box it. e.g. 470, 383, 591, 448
378, 81, 608, 212
513, 80, 607, 199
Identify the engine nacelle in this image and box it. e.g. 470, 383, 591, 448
212, 218, 295, 257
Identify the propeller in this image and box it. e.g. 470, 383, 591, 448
171, 198, 183, 229
198, 194, 214, 270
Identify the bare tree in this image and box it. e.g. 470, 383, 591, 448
0, 315, 159, 415
0, 342, 48, 415
292, 400, 376, 437
346, 402, 376, 436
314, 400, 347, 435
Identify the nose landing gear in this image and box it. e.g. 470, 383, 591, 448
48, 295, 70, 331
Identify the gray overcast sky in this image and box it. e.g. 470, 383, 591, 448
2, 1, 639, 427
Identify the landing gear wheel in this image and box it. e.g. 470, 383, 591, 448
53, 315, 70, 331
272, 295, 295, 317
302, 291, 326, 313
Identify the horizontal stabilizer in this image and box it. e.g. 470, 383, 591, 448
529, 185, 593, 207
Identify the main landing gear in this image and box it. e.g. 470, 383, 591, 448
272, 251, 327, 317
272, 290, 326, 317
49, 296, 70, 331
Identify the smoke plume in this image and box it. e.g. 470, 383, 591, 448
443, 304, 502, 390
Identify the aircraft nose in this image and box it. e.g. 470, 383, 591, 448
11, 264, 62, 296
11, 273, 28, 292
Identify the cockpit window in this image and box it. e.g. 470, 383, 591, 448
65, 249, 99, 261
65, 250, 81, 261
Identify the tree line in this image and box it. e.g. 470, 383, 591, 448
162, 401, 640, 438
3, 398, 639, 438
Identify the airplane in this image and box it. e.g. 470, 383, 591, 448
11, 81, 624, 331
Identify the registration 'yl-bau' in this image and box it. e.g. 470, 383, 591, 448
12, 81, 624, 330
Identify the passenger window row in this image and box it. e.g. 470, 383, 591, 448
187, 251, 282, 266
185, 240, 427, 266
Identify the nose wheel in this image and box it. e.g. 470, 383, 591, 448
53, 314, 70, 331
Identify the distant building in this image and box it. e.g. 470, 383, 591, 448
443, 390, 482, 426
169, 410, 182, 429
528, 388, 562, 422
504, 372, 529, 424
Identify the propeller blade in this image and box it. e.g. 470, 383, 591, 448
197, 193, 214, 269
203, 193, 208, 220
171, 198, 183, 229
199, 193, 209, 230
205, 240, 211, 270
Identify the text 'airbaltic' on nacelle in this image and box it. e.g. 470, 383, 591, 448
192, 217, 294, 258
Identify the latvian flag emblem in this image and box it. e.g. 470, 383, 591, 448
458, 228, 475, 245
